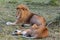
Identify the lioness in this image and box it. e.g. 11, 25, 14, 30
12, 24, 48, 38
6, 4, 49, 38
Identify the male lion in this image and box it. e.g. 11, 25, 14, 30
6, 4, 46, 26
6, 4, 49, 38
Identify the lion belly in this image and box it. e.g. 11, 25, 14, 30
30, 15, 41, 26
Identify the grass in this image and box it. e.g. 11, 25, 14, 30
0, 0, 60, 40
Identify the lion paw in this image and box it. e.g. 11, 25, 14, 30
6, 21, 16, 25
6, 22, 13, 25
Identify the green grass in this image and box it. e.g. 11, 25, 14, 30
0, 0, 60, 40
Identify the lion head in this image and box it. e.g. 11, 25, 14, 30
31, 24, 39, 30
16, 4, 30, 19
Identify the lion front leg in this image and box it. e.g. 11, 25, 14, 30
6, 19, 20, 25
6, 22, 16, 25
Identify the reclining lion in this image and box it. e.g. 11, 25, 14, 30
12, 24, 48, 39
6, 4, 49, 38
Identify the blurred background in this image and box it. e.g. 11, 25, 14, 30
0, 0, 60, 40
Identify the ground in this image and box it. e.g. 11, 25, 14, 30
0, 0, 60, 40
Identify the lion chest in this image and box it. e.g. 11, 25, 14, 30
30, 15, 41, 26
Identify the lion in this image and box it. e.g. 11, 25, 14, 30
6, 4, 46, 26
6, 4, 49, 38
12, 24, 49, 38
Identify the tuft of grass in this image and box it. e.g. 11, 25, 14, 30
48, 0, 59, 6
